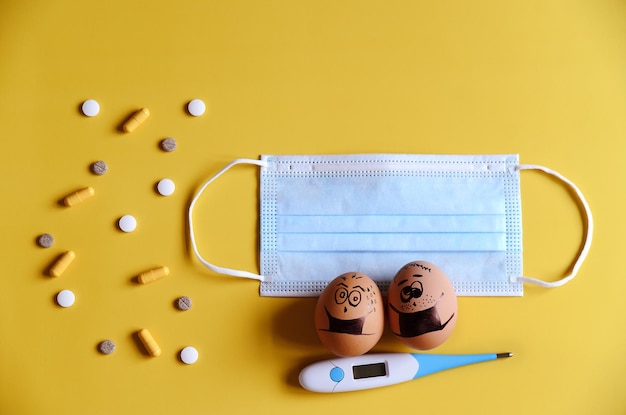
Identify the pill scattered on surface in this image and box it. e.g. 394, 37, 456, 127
137, 328, 161, 357
137, 266, 169, 284
187, 99, 206, 116
63, 186, 95, 207
118, 215, 137, 233
49, 250, 76, 277
156, 178, 175, 196
37, 233, 54, 248
56, 289, 75, 307
81, 99, 100, 117
180, 346, 199, 364
122, 108, 150, 133
176, 296, 192, 311
90, 161, 108, 175
159, 137, 177, 152
98, 340, 116, 355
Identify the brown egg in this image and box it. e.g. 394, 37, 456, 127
387, 261, 457, 350
314, 272, 384, 357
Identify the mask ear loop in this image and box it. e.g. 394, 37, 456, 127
188, 158, 270, 281
514, 164, 593, 287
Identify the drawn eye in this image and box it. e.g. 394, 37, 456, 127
335, 287, 348, 304
400, 286, 412, 302
348, 290, 362, 307
401, 281, 423, 303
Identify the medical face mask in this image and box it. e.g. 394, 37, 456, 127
188, 154, 592, 297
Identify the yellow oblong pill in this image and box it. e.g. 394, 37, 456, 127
122, 108, 150, 133
49, 250, 75, 277
137, 328, 161, 357
137, 266, 169, 284
63, 186, 95, 207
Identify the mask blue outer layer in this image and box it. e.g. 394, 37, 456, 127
259, 154, 523, 297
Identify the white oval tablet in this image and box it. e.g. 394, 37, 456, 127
56, 289, 75, 307
118, 215, 137, 232
187, 99, 206, 117
81, 99, 100, 117
180, 346, 198, 364
156, 178, 175, 196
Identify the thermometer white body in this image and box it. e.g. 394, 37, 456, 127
299, 352, 511, 393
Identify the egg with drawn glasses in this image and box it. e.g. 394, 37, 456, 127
315, 272, 384, 357
387, 261, 457, 350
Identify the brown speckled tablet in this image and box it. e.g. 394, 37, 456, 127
36, 233, 54, 248
160, 137, 177, 152
98, 340, 116, 355
176, 296, 192, 311
90, 160, 108, 175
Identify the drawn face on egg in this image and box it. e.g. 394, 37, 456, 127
387, 261, 458, 350
321, 273, 378, 334
315, 272, 384, 357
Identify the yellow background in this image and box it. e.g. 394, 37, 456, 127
1, 1, 625, 414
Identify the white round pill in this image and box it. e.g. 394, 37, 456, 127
118, 215, 137, 232
81, 99, 100, 117
180, 346, 199, 364
156, 178, 175, 196
187, 99, 206, 117
56, 289, 75, 307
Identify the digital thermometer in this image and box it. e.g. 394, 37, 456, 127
299, 352, 512, 393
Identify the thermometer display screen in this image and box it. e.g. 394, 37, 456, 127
352, 362, 387, 379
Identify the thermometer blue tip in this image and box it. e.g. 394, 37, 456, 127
410, 353, 507, 379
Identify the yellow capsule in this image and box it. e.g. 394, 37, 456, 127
137, 266, 169, 284
137, 328, 161, 357
49, 250, 76, 277
63, 186, 95, 207
122, 107, 150, 133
